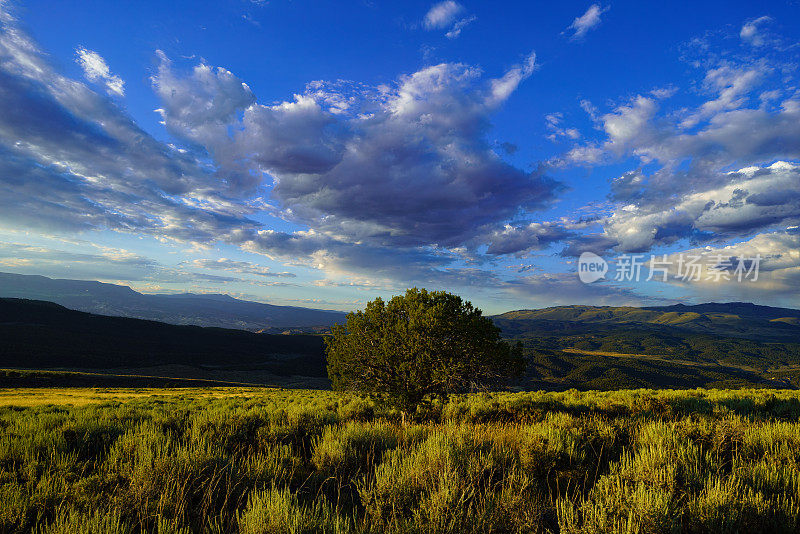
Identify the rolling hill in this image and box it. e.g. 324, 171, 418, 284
494, 302, 800, 341
493, 303, 800, 390
0, 272, 346, 331
0, 298, 328, 381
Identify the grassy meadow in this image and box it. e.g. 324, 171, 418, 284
1, 387, 800, 533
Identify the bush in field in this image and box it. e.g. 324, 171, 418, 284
325, 288, 525, 416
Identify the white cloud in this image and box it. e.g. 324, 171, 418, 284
423, 1, 475, 39
549, 23, 800, 271
187, 258, 296, 278
0, 9, 263, 247
75, 47, 125, 96
445, 15, 476, 39
567, 4, 609, 40
601, 95, 660, 155
653, 229, 800, 307
603, 161, 800, 252
484, 221, 573, 256
680, 63, 766, 128
545, 112, 581, 142
423, 1, 463, 29
740, 16, 772, 47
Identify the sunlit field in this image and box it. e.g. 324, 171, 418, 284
0, 387, 275, 408
2, 387, 800, 533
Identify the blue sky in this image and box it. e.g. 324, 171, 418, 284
0, 0, 799, 313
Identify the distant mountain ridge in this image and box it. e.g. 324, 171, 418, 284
0, 272, 346, 331
494, 302, 800, 342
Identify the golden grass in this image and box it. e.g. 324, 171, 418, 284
2, 387, 800, 532
0, 387, 280, 407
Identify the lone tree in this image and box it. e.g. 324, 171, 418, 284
325, 288, 524, 416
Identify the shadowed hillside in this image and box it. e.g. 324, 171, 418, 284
0, 298, 328, 378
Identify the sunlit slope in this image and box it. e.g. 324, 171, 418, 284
494, 302, 800, 341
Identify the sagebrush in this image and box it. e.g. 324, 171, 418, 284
1, 387, 799, 533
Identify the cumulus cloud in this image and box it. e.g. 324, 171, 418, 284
602, 162, 800, 252
550, 29, 800, 258
572, 42, 800, 174
649, 228, 800, 307
155, 51, 556, 254
75, 47, 125, 96
567, 4, 609, 40
484, 221, 573, 256
559, 233, 618, 258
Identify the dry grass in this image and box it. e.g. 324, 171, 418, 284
0, 387, 277, 407
1, 387, 799, 532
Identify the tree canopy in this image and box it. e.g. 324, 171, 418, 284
325, 288, 524, 414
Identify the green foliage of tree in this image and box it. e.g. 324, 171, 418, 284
325, 288, 525, 414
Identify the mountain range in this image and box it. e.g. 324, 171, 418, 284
494, 303, 800, 342
0, 272, 346, 331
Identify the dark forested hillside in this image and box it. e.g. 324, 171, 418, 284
0, 298, 327, 377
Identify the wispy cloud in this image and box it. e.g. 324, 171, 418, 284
187, 258, 296, 278
740, 16, 772, 47
75, 47, 125, 96
423, 1, 475, 39
445, 14, 476, 39
566, 4, 609, 40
